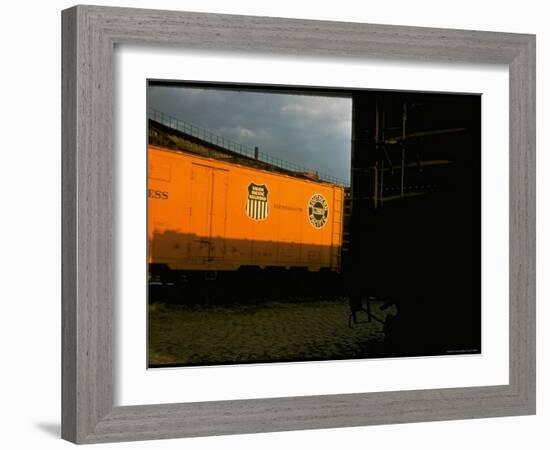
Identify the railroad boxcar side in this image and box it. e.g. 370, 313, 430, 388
147, 145, 344, 272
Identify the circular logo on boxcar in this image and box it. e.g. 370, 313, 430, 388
308, 194, 329, 228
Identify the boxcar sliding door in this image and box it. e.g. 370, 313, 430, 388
189, 163, 228, 265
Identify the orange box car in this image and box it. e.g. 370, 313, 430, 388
148, 145, 344, 272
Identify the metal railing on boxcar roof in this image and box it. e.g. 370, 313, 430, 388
148, 108, 349, 187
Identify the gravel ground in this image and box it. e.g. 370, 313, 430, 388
148, 299, 391, 366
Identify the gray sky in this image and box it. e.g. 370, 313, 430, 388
147, 85, 352, 184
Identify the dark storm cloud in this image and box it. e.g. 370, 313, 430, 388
147, 85, 351, 183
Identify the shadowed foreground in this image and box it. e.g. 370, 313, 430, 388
148, 299, 390, 367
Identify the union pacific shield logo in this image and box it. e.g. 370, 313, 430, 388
246, 183, 269, 221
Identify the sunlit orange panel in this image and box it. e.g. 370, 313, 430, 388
147, 145, 344, 272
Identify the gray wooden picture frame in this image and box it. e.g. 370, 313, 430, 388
61, 5, 536, 444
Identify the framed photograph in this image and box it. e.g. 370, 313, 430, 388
62, 5, 535, 444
